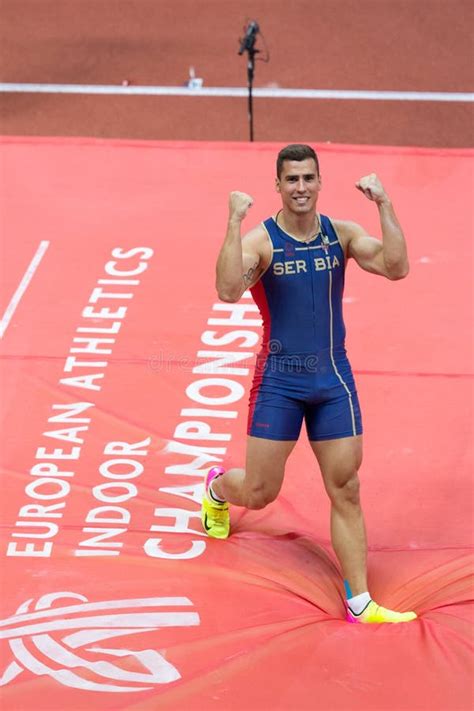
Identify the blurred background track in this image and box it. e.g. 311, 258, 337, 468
1, 0, 473, 146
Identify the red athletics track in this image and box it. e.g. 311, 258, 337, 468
0, 0, 473, 146
0, 137, 473, 710
1, 1, 473, 709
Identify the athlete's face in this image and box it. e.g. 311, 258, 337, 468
276, 158, 321, 214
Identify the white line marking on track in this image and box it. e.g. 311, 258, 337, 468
0, 83, 473, 102
0, 241, 50, 339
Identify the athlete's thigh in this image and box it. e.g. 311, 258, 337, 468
305, 352, 363, 442
248, 360, 307, 441
248, 389, 305, 440
310, 435, 363, 490
305, 388, 363, 442
244, 435, 297, 500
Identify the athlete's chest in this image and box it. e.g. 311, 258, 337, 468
269, 239, 344, 279
265, 235, 345, 289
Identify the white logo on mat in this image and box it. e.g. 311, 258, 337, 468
0, 591, 199, 692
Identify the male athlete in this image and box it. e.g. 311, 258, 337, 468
201, 144, 417, 624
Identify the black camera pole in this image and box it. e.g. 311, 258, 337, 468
238, 21, 260, 142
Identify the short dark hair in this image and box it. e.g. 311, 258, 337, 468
276, 144, 320, 178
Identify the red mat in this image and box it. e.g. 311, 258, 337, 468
1, 137, 473, 710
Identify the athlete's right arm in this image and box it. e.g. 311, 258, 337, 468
216, 191, 263, 302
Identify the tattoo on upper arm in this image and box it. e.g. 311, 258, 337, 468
243, 261, 261, 286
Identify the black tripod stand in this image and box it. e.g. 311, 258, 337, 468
245, 46, 258, 142
238, 21, 260, 142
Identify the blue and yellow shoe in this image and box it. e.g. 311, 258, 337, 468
347, 600, 417, 624
201, 466, 230, 539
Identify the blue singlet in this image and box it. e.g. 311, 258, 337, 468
248, 214, 363, 441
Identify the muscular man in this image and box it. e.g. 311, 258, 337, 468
201, 144, 416, 624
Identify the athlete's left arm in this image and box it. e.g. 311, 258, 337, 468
340, 174, 409, 280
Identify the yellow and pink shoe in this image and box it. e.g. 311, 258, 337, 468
201, 466, 230, 539
347, 600, 417, 624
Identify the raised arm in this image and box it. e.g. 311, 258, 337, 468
216, 191, 265, 302
341, 174, 409, 280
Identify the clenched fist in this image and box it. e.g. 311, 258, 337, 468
355, 174, 389, 204
229, 191, 254, 221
